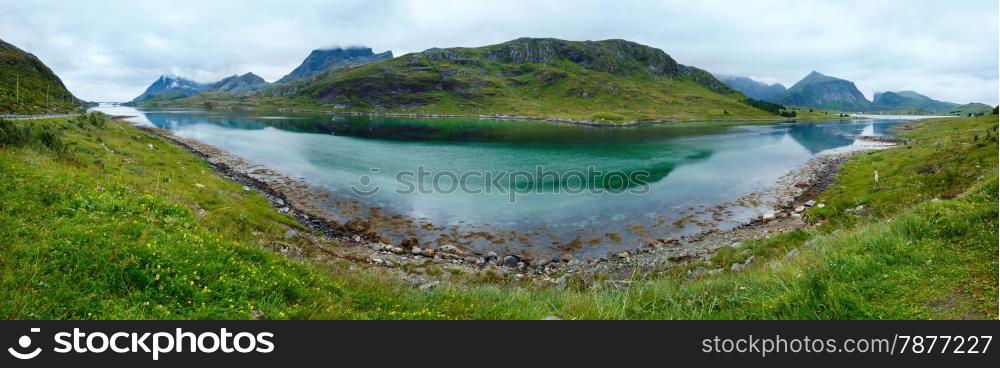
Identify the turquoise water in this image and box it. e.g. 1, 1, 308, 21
94, 105, 903, 258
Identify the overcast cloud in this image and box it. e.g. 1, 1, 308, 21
1, 0, 996, 104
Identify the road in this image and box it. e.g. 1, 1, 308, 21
0, 114, 78, 120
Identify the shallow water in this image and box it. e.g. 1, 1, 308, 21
93, 105, 905, 258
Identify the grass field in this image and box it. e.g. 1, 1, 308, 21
0, 113, 996, 319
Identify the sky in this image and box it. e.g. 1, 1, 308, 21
1, 0, 997, 104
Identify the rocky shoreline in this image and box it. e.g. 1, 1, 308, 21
116, 114, 900, 286
325, 110, 814, 127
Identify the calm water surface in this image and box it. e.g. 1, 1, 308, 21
94, 105, 904, 258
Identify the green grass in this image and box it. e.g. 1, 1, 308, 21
1, 114, 996, 319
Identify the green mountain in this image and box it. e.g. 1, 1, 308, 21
0, 39, 83, 114
872, 90, 958, 113
778, 71, 871, 112
281, 38, 774, 121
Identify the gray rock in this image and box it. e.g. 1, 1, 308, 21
410, 247, 422, 255
516, 262, 526, 271
464, 256, 478, 264
762, 213, 776, 221
391, 247, 404, 254
418, 282, 439, 291
370, 244, 381, 252
615, 251, 630, 259
560, 253, 574, 262
242, 186, 251, 192
731, 262, 745, 271
805, 200, 816, 207
817, 203, 826, 208
503, 255, 519, 267
283, 229, 299, 239
555, 275, 569, 288
352, 235, 362, 243
794, 206, 806, 213
439, 245, 464, 255
730, 241, 743, 248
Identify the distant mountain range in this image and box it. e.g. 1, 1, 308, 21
714, 75, 787, 102
719, 71, 992, 115
0, 38, 83, 114
131, 73, 273, 103
128, 38, 996, 120
131, 38, 778, 121
131, 47, 392, 103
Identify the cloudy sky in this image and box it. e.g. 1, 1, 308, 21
2, 0, 997, 104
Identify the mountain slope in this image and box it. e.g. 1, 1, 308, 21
276, 47, 393, 84
0, 39, 83, 114
778, 71, 871, 111
289, 38, 774, 122
211, 73, 271, 94
716, 75, 787, 102
131, 75, 210, 103
872, 90, 958, 113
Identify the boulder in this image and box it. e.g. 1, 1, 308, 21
503, 255, 519, 267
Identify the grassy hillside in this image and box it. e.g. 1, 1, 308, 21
0, 114, 995, 319
0, 39, 82, 114
944, 102, 995, 117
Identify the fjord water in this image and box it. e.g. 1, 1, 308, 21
95, 105, 903, 258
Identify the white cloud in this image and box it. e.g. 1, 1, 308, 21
1, 0, 996, 104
